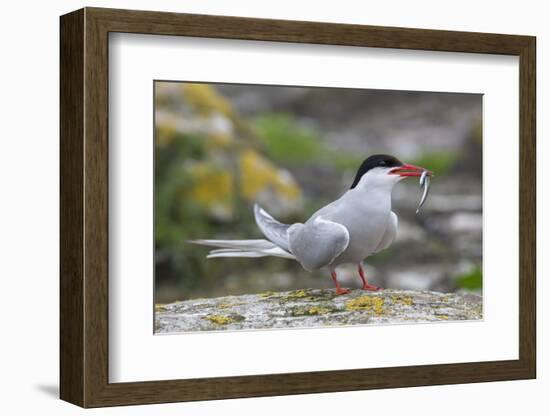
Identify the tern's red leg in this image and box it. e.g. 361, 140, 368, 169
331, 269, 351, 295
358, 264, 381, 291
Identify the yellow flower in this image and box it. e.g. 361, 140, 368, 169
188, 163, 234, 219
239, 149, 301, 201
182, 84, 233, 116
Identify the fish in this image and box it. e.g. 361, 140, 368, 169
416, 170, 431, 214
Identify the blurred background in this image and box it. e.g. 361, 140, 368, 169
155, 82, 482, 303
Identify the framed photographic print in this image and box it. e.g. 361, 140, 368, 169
60, 7, 536, 408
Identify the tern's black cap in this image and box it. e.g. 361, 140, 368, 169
350, 154, 403, 189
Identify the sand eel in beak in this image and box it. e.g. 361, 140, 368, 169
416, 170, 432, 214
190, 154, 433, 295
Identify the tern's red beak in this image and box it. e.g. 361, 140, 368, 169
389, 163, 432, 177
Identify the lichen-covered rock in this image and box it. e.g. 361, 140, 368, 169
155, 289, 482, 333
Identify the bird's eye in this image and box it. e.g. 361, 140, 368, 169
379, 161, 387, 166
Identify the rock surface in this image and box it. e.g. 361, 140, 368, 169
155, 288, 482, 333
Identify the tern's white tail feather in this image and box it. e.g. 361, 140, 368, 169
253, 204, 292, 252
188, 239, 295, 259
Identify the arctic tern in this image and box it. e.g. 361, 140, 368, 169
190, 154, 432, 295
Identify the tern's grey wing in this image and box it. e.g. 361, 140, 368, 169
288, 216, 350, 271
254, 204, 292, 252
374, 211, 398, 253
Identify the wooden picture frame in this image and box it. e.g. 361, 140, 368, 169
60, 7, 536, 408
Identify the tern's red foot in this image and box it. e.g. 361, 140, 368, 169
357, 264, 381, 291
335, 287, 351, 295
361, 283, 381, 291
331, 269, 350, 295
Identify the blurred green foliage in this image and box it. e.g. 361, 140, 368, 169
331, 153, 366, 172
155, 130, 218, 296
254, 113, 462, 177
255, 114, 325, 164
411, 151, 457, 176
254, 113, 363, 172
456, 265, 483, 291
